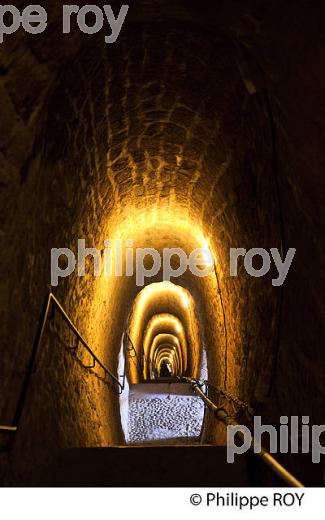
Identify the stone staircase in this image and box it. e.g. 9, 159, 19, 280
5, 380, 306, 486
22, 381, 256, 486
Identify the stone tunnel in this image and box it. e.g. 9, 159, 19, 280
0, 0, 324, 486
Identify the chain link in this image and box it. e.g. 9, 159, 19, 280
201, 380, 255, 417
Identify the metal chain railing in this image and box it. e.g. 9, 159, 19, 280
181, 376, 304, 488
179, 377, 254, 417
202, 380, 255, 417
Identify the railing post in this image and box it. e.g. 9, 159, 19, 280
12, 292, 53, 428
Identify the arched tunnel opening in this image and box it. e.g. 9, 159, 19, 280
127, 282, 199, 382
0, 0, 323, 489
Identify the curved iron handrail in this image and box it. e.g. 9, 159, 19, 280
0, 291, 127, 435
46, 292, 124, 392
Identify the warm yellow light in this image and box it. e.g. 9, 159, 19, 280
200, 238, 214, 267
96, 204, 216, 283
181, 293, 190, 309
135, 281, 193, 319
175, 322, 183, 333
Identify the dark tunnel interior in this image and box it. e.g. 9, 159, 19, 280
0, 0, 324, 487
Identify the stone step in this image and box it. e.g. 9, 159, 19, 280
129, 436, 201, 446
45, 445, 251, 486
129, 382, 197, 399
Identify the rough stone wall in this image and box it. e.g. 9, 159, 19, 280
212, 0, 325, 435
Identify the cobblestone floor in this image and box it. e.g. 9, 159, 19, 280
128, 394, 204, 443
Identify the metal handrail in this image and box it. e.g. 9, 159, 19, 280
0, 291, 127, 435
47, 292, 123, 391
182, 377, 304, 488
125, 332, 149, 375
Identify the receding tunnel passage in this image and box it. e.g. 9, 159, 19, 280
0, 0, 323, 488
127, 282, 200, 382
119, 281, 207, 443
31, 25, 281, 452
